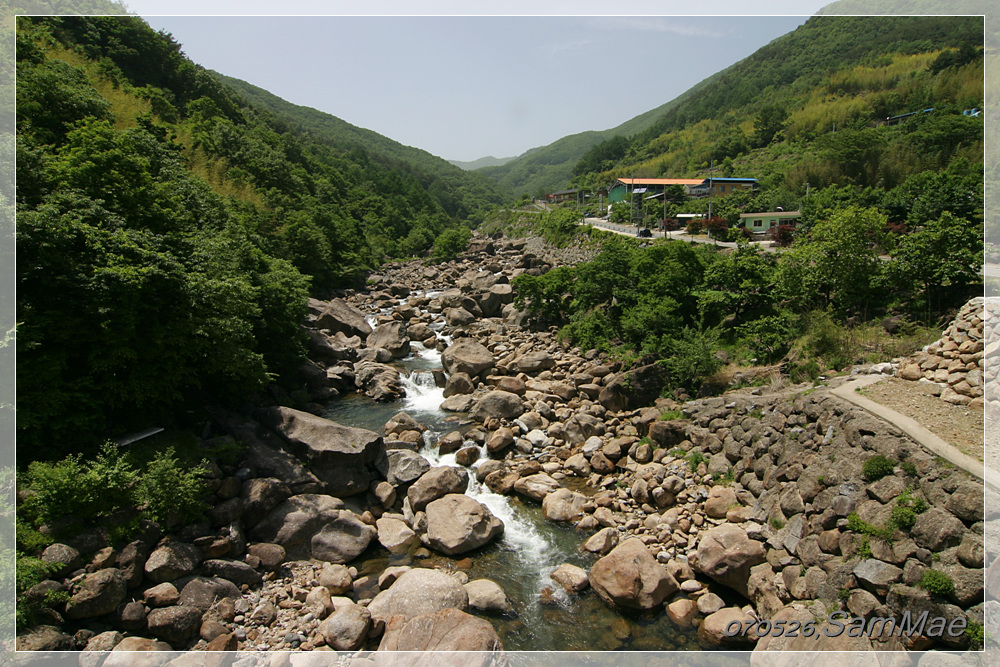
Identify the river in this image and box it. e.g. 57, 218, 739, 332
323, 307, 708, 651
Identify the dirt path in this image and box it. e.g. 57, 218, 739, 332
857, 377, 984, 461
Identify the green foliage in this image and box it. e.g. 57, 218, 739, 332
964, 621, 985, 649
658, 409, 686, 421
15, 555, 64, 628
135, 448, 208, 528
900, 460, 918, 477
918, 569, 954, 597
862, 455, 896, 481
847, 512, 894, 540
18, 443, 207, 537
430, 226, 471, 262
536, 208, 581, 247
770, 517, 785, 530
858, 536, 873, 559
687, 451, 707, 473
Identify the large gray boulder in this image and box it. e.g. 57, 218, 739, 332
315, 298, 372, 340
376, 517, 417, 555
470, 390, 524, 423
387, 449, 431, 486
589, 538, 677, 610
407, 466, 469, 511
354, 361, 405, 402
424, 494, 504, 555
366, 568, 468, 623
146, 605, 202, 645
64, 568, 128, 620
441, 339, 495, 378
310, 511, 377, 563
541, 488, 587, 522
691, 523, 766, 598
250, 493, 346, 554
367, 321, 411, 359
260, 407, 388, 496
144, 542, 203, 584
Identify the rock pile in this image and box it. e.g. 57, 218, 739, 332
897, 297, 985, 407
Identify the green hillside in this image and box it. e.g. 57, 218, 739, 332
477, 75, 719, 197
486, 15, 983, 200
214, 72, 509, 219
13, 15, 506, 456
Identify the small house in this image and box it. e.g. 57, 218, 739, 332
739, 210, 802, 235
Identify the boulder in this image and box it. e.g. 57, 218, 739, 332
541, 488, 587, 523
16, 626, 75, 651
911, 507, 966, 551
442, 339, 495, 377
367, 321, 411, 358
699, 608, 757, 646
424, 494, 504, 555
470, 390, 525, 423
176, 576, 240, 612
407, 466, 470, 511
311, 511, 377, 563
704, 486, 738, 519
366, 568, 468, 623
40, 543, 82, 578
464, 579, 513, 614
513, 473, 561, 502
516, 351, 556, 374
691, 523, 766, 598
240, 478, 292, 520
144, 541, 203, 584
444, 307, 476, 326
64, 568, 128, 620
319, 602, 371, 651
146, 605, 202, 645
589, 538, 678, 610
199, 559, 262, 588
250, 493, 346, 553
387, 449, 431, 486
354, 361, 405, 402
376, 608, 503, 655
315, 299, 372, 339
853, 558, 903, 596
443, 372, 475, 397
260, 407, 388, 496
371, 515, 413, 552
550, 564, 590, 593
582, 527, 619, 555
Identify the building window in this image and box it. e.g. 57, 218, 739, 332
753, 220, 763, 228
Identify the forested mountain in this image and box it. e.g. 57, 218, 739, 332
475, 77, 719, 197
13, 15, 506, 456
484, 15, 983, 199
213, 72, 509, 220
449, 155, 516, 170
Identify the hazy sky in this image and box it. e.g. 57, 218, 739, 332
130, 2, 831, 162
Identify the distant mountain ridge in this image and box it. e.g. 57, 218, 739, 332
449, 155, 517, 170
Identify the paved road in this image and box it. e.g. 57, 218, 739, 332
582, 217, 777, 251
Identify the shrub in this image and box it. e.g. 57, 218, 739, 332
890, 504, 918, 530
862, 455, 896, 481
919, 569, 955, 597
900, 460, 918, 477
658, 409, 686, 421
430, 226, 471, 262
687, 451, 707, 473
135, 448, 208, 528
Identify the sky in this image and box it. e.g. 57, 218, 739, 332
128, 2, 831, 163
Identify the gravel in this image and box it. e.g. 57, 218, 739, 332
859, 377, 984, 461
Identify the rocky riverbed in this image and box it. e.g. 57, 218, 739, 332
18, 235, 996, 658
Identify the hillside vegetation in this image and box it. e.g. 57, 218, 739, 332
14, 15, 505, 456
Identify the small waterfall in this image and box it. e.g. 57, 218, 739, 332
399, 370, 445, 415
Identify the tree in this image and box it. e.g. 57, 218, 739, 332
751, 105, 789, 148
776, 206, 887, 316
887, 211, 982, 317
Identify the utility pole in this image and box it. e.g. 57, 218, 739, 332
630, 174, 636, 232
707, 159, 715, 220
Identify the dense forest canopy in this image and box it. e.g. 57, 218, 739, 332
14, 15, 506, 457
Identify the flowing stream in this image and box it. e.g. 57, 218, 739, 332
323, 322, 703, 651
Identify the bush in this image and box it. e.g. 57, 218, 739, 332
862, 455, 896, 481
430, 226, 471, 262
135, 448, 208, 528
919, 569, 955, 597
687, 451, 707, 473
